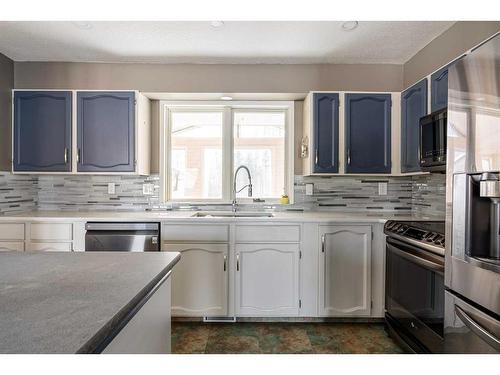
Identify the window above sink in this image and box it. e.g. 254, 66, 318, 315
159, 100, 295, 205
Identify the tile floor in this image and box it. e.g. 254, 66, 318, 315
172, 322, 404, 354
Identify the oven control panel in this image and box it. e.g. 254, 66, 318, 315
384, 220, 445, 251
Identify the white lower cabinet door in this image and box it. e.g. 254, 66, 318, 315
163, 243, 228, 317
319, 225, 372, 317
235, 243, 300, 317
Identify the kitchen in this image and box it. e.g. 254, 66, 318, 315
0, 5, 499, 371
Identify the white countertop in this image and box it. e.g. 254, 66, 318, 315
0, 210, 444, 223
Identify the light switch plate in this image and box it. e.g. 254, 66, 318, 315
143, 183, 154, 195
305, 183, 314, 196
378, 182, 388, 196
107, 182, 115, 195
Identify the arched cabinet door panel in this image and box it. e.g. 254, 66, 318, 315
13, 91, 72, 172
431, 66, 449, 112
319, 225, 372, 317
163, 243, 228, 317
345, 93, 392, 174
313, 93, 340, 173
235, 243, 300, 317
77, 91, 135, 172
401, 79, 427, 173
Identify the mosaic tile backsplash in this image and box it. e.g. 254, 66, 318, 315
0, 173, 37, 214
0, 173, 446, 218
293, 175, 414, 212
37, 175, 161, 211
410, 173, 446, 216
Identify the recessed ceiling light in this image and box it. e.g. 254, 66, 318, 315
210, 21, 225, 28
220, 96, 233, 101
341, 21, 359, 31
72, 21, 93, 30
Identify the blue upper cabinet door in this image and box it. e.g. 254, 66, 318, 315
345, 93, 392, 174
77, 91, 135, 172
431, 66, 448, 112
13, 91, 72, 172
401, 79, 427, 173
313, 93, 339, 173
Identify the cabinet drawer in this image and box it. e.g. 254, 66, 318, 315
236, 225, 300, 243
28, 242, 72, 252
162, 224, 229, 242
0, 241, 24, 252
30, 223, 73, 241
0, 223, 25, 240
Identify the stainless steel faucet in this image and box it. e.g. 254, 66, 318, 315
233, 165, 253, 212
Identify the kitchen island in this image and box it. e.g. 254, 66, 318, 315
0, 251, 180, 354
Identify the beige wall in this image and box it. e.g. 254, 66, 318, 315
0, 53, 13, 171
403, 21, 500, 88
14, 62, 403, 93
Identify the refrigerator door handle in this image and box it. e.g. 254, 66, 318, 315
455, 305, 500, 351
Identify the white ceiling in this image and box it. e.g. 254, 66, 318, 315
0, 21, 455, 64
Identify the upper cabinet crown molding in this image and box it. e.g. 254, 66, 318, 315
12, 89, 151, 175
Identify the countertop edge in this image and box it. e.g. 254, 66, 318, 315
75, 252, 181, 354
0, 210, 444, 224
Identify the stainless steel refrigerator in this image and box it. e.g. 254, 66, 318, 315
445, 32, 500, 353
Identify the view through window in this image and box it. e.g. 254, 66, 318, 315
170, 111, 223, 200
166, 104, 289, 201
233, 111, 285, 198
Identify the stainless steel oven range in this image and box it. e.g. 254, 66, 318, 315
384, 220, 445, 353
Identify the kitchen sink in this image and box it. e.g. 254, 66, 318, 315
191, 212, 275, 218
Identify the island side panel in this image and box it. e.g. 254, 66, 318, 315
102, 276, 172, 354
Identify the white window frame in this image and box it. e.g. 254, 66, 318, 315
159, 100, 294, 204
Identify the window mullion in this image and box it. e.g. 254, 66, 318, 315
222, 107, 233, 202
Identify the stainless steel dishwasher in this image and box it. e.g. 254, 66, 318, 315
85, 222, 160, 252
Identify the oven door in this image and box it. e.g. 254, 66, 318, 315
386, 237, 445, 353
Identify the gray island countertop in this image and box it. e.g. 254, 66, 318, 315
0, 251, 180, 354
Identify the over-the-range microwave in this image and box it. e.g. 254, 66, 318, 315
419, 108, 447, 172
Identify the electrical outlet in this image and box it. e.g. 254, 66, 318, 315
107, 183, 116, 195
143, 183, 154, 195
378, 182, 388, 196
305, 183, 314, 196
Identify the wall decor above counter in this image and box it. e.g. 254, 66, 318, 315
12, 90, 151, 175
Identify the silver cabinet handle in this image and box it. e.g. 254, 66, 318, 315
455, 305, 500, 351
315, 148, 318, 165
64, 148, 68, 164
347, 149, 351, 165
223, 255, 227, 272
321, 234, 326, 253
76, 149, 80, 163
236, 253, 240, 271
